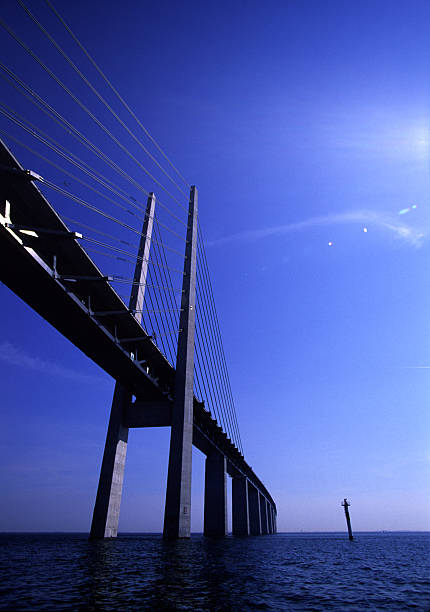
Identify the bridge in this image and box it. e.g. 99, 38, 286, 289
0, 1, 276, 538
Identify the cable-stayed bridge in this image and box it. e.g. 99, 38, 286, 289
0, 0, 276, 538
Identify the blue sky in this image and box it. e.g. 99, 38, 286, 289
0, 0, 429, 532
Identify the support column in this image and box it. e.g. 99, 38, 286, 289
260, 493, 268, 535
267, 502, 274, 533
232, 476, 250, 536
90, 194, 155, 539
163, 187, 198, 539
204, 450, 227, 537
248, 483, 261, 535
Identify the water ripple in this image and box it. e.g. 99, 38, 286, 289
0, 533, 429, 611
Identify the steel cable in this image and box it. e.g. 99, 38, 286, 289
148, 230, 178, 362
152, 222, 183, 367
44, 0, 190, 190
0, 17, 188, 209
38, 177, 186, 257
0, 117, 186, 242
195, 272, 234, 442
17, 0, 189, 202
197, 231, 243, 452
196, 242, 240, 447
0, 63, 187, 227
17, 0, 188, 201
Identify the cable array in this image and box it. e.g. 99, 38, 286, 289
0, 0, 243, 451
194, 230, 244, 454
43, 0, 190, 190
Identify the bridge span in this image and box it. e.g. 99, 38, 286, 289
0, 140, 277, 538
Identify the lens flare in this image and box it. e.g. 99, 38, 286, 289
399, 204, 418, 215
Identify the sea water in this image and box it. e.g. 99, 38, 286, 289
0, 532, 429, 611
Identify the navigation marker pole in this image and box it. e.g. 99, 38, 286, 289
90, 193, 156, 539
342, 498, 353, 541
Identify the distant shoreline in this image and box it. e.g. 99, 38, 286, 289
1, 530, 429, 535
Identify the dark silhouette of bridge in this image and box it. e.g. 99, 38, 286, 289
0, 140, 277, 538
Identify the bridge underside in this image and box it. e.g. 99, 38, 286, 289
100, 396, 277, 537
0, 140, 277, 538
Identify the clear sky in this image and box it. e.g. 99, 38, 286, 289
0, 0, 429, 533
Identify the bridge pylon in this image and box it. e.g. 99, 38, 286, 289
89, 193, 156, 539
163, 186, 198, 538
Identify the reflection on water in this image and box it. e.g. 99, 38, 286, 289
0, 533, 429, 611
85, 537, 241, 611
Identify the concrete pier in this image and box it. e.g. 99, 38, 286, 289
204, 450, 227, 536
266, 499, 272, 534
163, 187, 198, 539
90, 194, 155, 539
248, 483, 261, 535
89, 385, 130, 537
268, 500, 274, 534
260, 493, 268, 534
232, 476, 250, 536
